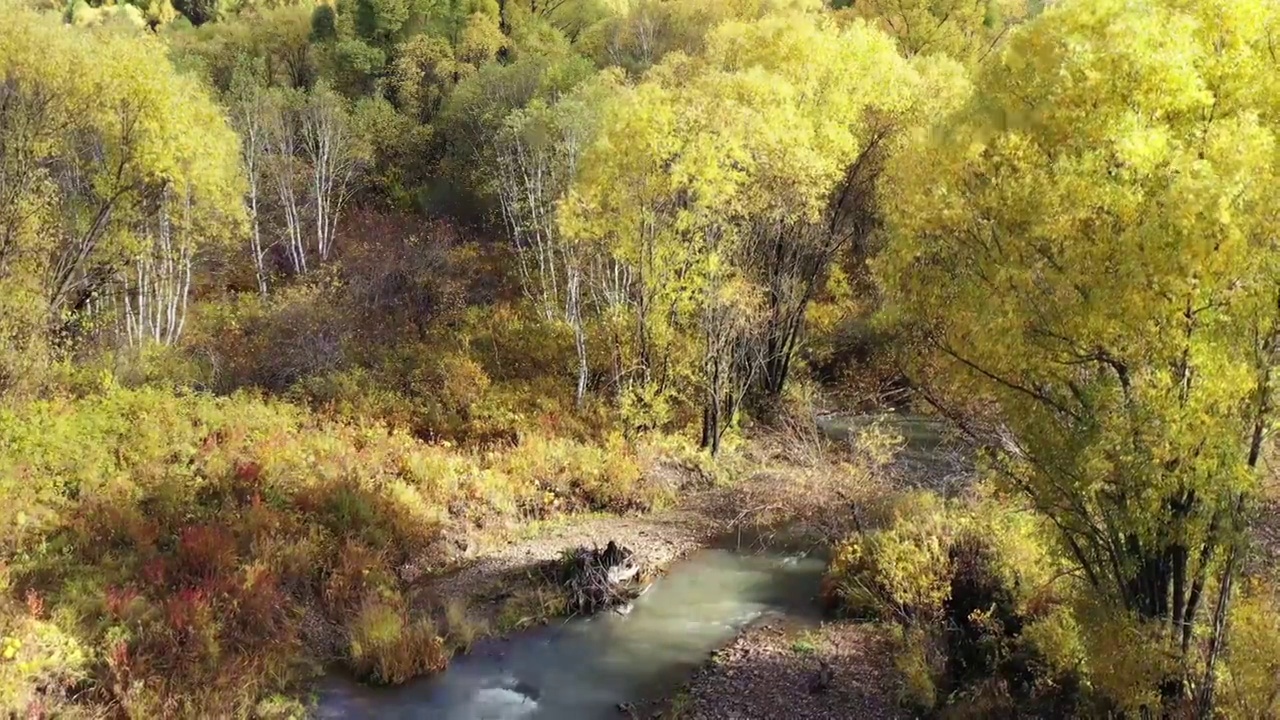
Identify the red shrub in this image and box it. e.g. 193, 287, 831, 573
175, 524, 237, 583
105, 586, 141, 617
164, 588, 209, 635
25, 588, 43, 619
236, 567, 288, 637
142, 557, 167, 587
107, 639, 131, 691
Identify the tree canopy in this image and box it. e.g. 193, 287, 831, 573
877, 0, 1280, 705
0, 4, 243, 368
560, 11, 963, 447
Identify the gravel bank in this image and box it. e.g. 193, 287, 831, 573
411, 504, 726, 613
643, 619, 903, 720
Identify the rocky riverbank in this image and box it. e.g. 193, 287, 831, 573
634, 618, 902, 720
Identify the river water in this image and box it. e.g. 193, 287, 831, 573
315, 549, 825, 719
314, 413, 952, 719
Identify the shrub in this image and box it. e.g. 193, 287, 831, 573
1070, 597, 1179, 716
441, 599, 486, 652
346, 594, 446, 685
944, 534, 1024, 689
0, 383, 692, 715
824, 491, 955, 621
892, 624, 943, 711
825, 489, 1080, 717
0, 388, 458, 715
1221, 583, 1280, 718
0, 603, 90, 714
496, 433, 661, 516
183, 284, 349, 394
292, 344, 496, 441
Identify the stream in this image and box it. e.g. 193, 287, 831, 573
316, 550, 826, 719
314, 414, 952, 719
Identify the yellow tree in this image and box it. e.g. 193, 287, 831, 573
877, 0, 1280, 709
0, 5, 243, 360
561, 11, 949, 448
575, 0, 822, 76
835, 0, 1030, 62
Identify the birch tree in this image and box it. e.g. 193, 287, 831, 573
121, 188, 201, 346
0, 7, 243, 345
230, 81, 273, 296
301, 85, 365, 264
494, 74, 617, 406
263, 88, 309, 275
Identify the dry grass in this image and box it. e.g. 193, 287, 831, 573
347, 597, 446, 685
494, 584, 570, 633
721, 413, 903, 551
441, 599, 487, 652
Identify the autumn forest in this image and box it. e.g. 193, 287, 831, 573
1, 0, 1279, 717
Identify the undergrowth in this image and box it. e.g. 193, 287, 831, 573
0, 386, 665, 716
824, 489, 1280, 718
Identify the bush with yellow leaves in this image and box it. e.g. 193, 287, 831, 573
1220, 583, 1280, 718
824, 488, 1084, 717
824, 491, 955, 622
347, 593, 447, 685
496, 432, 669, 516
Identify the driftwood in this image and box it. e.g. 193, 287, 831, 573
557, 541, 643, 615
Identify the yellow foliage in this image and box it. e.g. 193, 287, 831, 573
1021, 605, 1088, 679
1071, 597, 1179, 715
1221, 585, 1280, 718
891, 624, 942, 710
878, 0, 1280, 662
826, 492, 955, 620
563, 11, 959, 437
347, 594, 446, 685
836, 0, 1029, 61
0, 615, 89, 714
0, 4, 245, 362
497, 433, 661, 515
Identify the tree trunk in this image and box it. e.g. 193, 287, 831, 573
701, 402, 720, 456
1196, 545, 1238, 720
